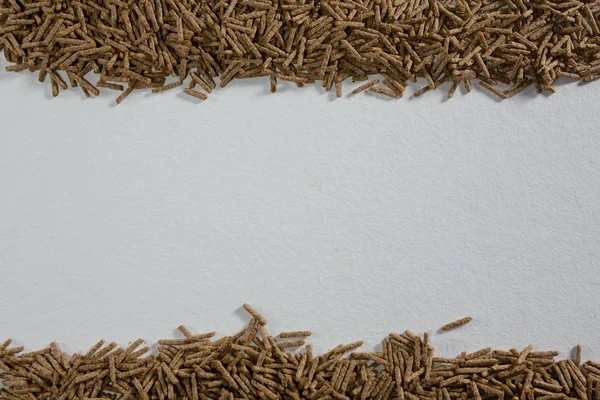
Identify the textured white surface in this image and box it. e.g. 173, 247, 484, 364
1, 63, 600, 361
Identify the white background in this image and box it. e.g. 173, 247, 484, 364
1, 59, 600, 362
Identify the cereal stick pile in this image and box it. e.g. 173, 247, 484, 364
1, 0, 600, 102
1, 305, 599, 400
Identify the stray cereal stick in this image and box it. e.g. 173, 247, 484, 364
152, 81, 182, 93
440, 317, 472, 332
190, 72, 213, 94
574, 345, 582, 365
243, 303, 267, 325
178, 326, 193, 339
115, 81, 136, 105
183, 88, 208, 100
369, 86, 398, 98
447, 81, 458, 98
351, 79, 379, 95
51, 79, 59, 97
479, 81, 508, 100
279, 331, 312, 338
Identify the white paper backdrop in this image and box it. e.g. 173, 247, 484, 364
1, 60, 600, 362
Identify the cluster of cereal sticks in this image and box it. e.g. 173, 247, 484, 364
0, 306, 597, 400
1, 0, 600, 102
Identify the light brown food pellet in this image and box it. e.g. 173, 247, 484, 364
335, 81, 342, 98
479, 81, 508, 100
351, 79, 379, 95
279, 331, 312, 338
115, 82, 136, 105
190, 72, 213, 94
152, 81, 182, 93
440, 317, 473, 331
183, 88, 208, 100
242, 303, 267, 325
369, 86, 398, 98
51, 78, 59, 97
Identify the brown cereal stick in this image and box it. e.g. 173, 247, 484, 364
440, 317, 473, 332
243, 304, 267, 325
183, 88, 208, 100
351, 79, 379, 95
